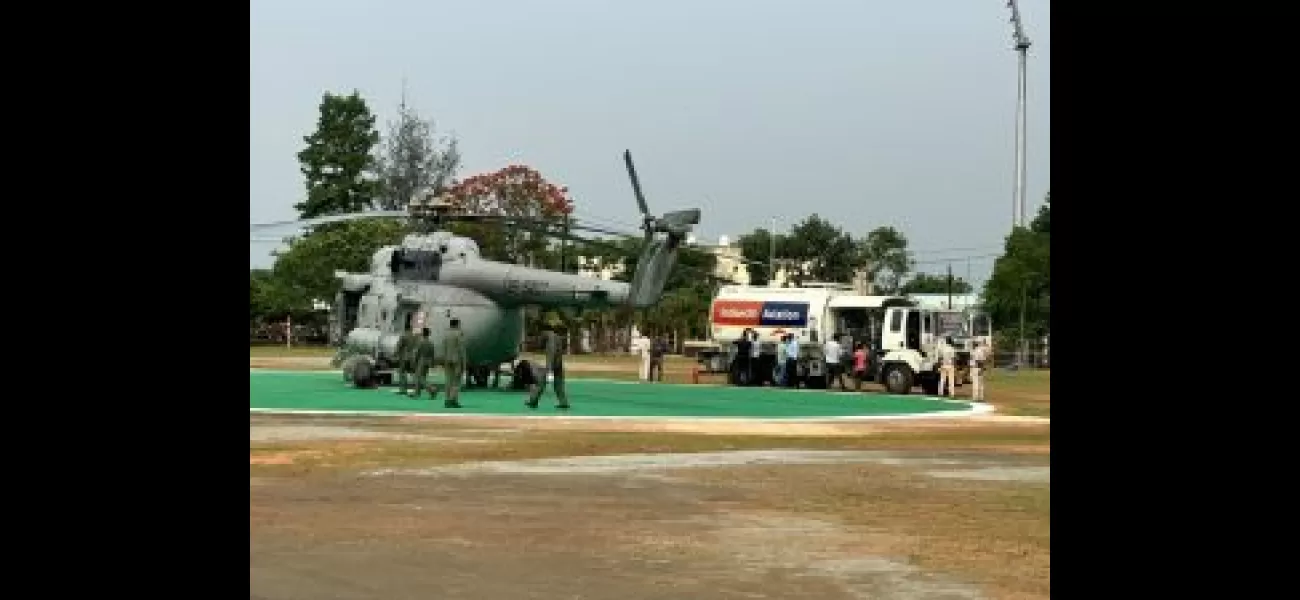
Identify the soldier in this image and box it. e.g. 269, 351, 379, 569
409, 327, 442, 403
393, 321, 420, 396
441, 318, 467, 409
527, 325, 570, 410
937, 336, 957, 397
970, 340, 989, 401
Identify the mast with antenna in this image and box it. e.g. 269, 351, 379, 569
1006, 0, 1032, 228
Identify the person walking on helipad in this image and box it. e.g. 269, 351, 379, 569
394, 321, 420, 396
937, 336, 957, 398
970, 340, 989, 401
440, 318, 467, 409
410, 327, 443, 403
527, 325, 570, 410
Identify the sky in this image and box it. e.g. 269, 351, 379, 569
250, 0, 1050, 289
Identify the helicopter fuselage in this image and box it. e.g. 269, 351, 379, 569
333, 230, 632, 376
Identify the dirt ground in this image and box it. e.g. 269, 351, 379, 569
251, 353, 1050, 600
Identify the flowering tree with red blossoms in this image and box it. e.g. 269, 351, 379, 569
442, 164, 576, 265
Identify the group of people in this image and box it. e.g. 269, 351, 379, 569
393, 321, 572, 410
393, 319, 468, 408
731, 328, 992, 400
933, 336, 990, 401
814, 333, 872, 392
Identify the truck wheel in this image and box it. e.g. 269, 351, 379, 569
340, 356, 360, 383
883, 364, 914, 395
352, 358, 376, 389
473, 367, 490, 387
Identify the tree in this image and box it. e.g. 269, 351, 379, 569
783, 215, 858, 284
270, 219, 408, 307
295, 91, 381, 219
373, 103, 461, 210
981, 197, 1050, 340
442, 165, 574, 265
901, 272, 973, 295
736, 228, 787, 286
857, 226, 913, 293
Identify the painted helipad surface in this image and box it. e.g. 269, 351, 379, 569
250, 369, 987, 420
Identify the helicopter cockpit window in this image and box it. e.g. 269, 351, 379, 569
394, 249, 443, 280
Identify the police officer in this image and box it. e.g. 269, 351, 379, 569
441, 318, 467, 408
937, 336, 957, 397
394, 322, 420, 396
410, 327, 443, 403
527, 325, 570, 410
970, 340, 989, 401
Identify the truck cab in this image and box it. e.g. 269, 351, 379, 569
876, 306, 974, 395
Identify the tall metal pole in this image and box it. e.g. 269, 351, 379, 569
769, 217, 777, 285
1007, 0, 1032, 228
946, 263, 954, 310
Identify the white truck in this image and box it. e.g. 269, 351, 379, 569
702, 284, 991, 394
702, 284, 911, 387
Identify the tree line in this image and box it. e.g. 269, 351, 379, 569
250, 89, 1047, 351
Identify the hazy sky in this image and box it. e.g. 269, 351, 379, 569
250, 0, 1050, 288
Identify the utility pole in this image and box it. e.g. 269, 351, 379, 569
769, 217, 777, 286
1006, 0, 1032, 228
946, 263, 954, 309
560, 214, 570, 273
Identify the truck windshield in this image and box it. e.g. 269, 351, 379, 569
971, 314, 991, 336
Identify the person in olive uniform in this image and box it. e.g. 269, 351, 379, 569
441, 318, 468, 408
394, 322, 420, 395
410, 327, 444, 403
526, 325, 570, 410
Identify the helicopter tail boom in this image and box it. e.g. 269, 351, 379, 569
441, 261, 631, 310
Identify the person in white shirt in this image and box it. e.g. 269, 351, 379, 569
970, 341, 989, 401
823, 334, 847, 391
784, 334, 800, 388
937, 337, 957, 397
637, 333, 652, 382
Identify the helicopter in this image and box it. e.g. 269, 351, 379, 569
250, 150, 701, 389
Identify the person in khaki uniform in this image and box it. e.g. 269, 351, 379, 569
527, 326, 570, 410
409, 327, 443, 403
393, 322, 420, 395
970, 341, 989, 401
937, 337, 957, 398
441, 318, 468, 409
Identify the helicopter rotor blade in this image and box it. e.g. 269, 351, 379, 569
623, 150, 656, 243
623, 150, 651, 219
250, 211, 409, 232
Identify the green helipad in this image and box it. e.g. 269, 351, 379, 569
250, 369, 986, 420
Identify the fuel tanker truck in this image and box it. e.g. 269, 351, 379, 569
701, 284, 988, 394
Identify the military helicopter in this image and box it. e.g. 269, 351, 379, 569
250, 150, 701, 388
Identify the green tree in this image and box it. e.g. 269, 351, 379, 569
782, 215, 857, 284
374, 102, 461, 210
271, 219, 408, 305
857, 226, 913, 293
736, 229, 787, 286
901, 272, 973, 295
296, 91, 381, 219
981, 197, 1050, 339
